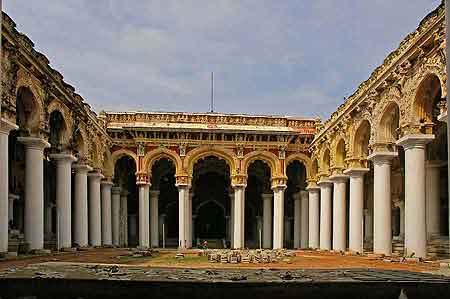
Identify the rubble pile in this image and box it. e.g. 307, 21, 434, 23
204, 249, 296, 264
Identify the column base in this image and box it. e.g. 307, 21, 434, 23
28, 249, 52, 255
60, 247, 78, 253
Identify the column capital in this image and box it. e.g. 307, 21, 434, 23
261, 193, 273, 201
367, 151, 397, 164
343, 167, 369, 177
396, 134, 434, 150
231, 174, 247, 188
329, 173, 349, 182
88, 171, 104, 180
150, 190, 160, 198
136, 171, 150, 185
176, 184, 191, 191
317, 179, 332, 186
175, 174, 191, 187
49, 153, 77, 163
306, 182, 320, 191
111, 186, 122, 195
0, 118, 18, 134
101, 179, 114, 187
73, 163, 93, 173
300, 190, 308, 200
426, 160, 447, 169
17, 136, 50, 150
271, 176, 287, 190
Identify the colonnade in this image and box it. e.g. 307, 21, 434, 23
0, 129, 133, 252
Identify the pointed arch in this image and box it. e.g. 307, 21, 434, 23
285, 152, 311, 179
110, 148, 138, 177
242, 150, 280, 177
184, 146, 238, 176
143, 147, 183, 176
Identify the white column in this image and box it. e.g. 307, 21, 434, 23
273, 185, 286, 249
344, 168, 368, 254
73, 163, 92, 247
233, 185, 245, 249
329, 174, 348, 252
129, 214, 137, 244
111, 187, 121, 246
399, 200, 405, 239
307, 186, 320, 249
284, 217, 291, 247
177, 185, 188, 249
397, 134, 434, 258
50, 153, 76, 249
150, 190, 159, 248
185, 190, 192, 248
88, 172, 103, 247
293, 193, 301, 249
18, 137, 50, 251
101, 180, 113, 246
0, 119, 17, 253
120, 191, 129, 246
229, 192, 235, 248
426, 161, 443, 237
300, 190, 309, 249
138, 183, 150, 248
262, 193, 272, 249
44, 202, 53, 237
368, 151, 397, 256
318, 179, 332, 250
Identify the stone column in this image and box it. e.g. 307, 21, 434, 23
256, 216, 263, 247
293, 193, 301, 249
426, 161, 443, 238
233, 185, 245, 249
120, 190, 129, 246
111, 186, 121, 246
150, 190, 159, 248
0, 119, 17, 253
273, 185, 286, 249
397, 134, 434, 258
8, 194, 19, 224
88, 172, 103, 247
284, 217, 291, 247
44, 202, 54, 237
368, 151, 397, 256
229, 192, 235, 248
177, 185, 188, 249
318, 179, 332, 250
262, 193, 272, 249
344, 168, 368, 254
50, 153, 76, 249
73, 164, 92, 247
399, 200, 405, 239
330, 174, 348, 252
18, 137, 50, 251
185, 190, 192, 248
129, 214, 137, 244
307, 185, 320, 249
225, 216, 231, 243
101, 180, 113, 246
138, 183, 150, 248
192, 214, 197, 247
300, 190, 309, 249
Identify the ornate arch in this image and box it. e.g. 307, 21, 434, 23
73, 124, 89, 160
184, 145, 238, 177
47, 98, 73, 146
15, 72, 45, 135
285, 153, 311, 179
103, 148, 114, 179
242, 150, 280, 177
351, 119, 372, 159
319, 146, 331, 175
143, 147, 183, 176
110, 148, 138, 177
375, 101, 401, 144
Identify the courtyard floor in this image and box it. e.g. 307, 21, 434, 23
0, 248, 447, 274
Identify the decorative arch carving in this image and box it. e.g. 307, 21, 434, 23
110, 148, 138, 177
47, 98, 73, 146
184, 145, 238, 177
143, 147, 183, 177
242, 150, 280, 178
285, 153, 311, 180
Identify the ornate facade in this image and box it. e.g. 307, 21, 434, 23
0, 2, 448, 257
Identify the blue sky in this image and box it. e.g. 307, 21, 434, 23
4, 1, 441, 119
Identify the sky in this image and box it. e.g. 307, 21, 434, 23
3, 1, 442, 119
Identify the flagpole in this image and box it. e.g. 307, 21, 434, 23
445, 0, 450, 252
